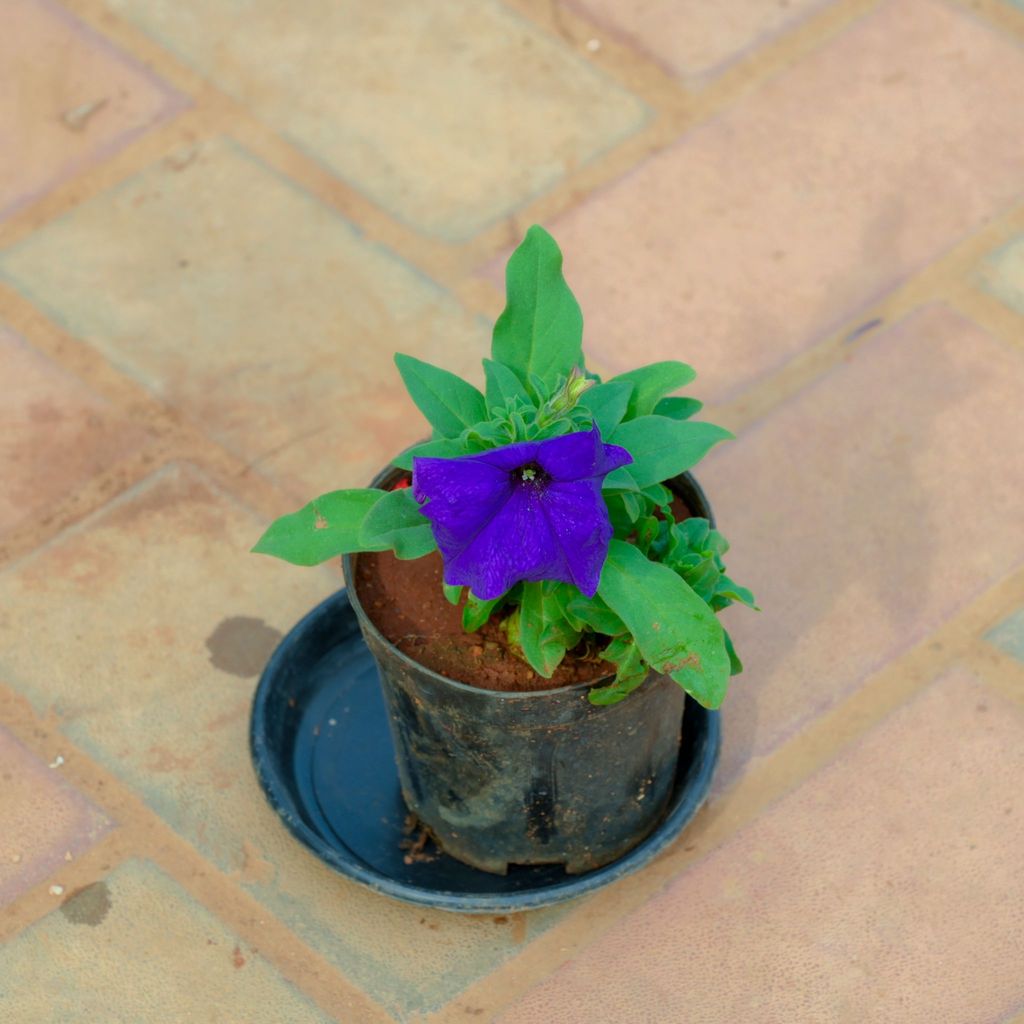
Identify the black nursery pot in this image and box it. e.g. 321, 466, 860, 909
343, 471, 714, 876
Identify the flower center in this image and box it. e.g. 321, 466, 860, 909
517, 461, 550, 487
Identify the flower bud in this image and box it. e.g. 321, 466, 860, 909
565, 367, 596, 405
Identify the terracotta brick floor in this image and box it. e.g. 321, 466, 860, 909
1, 1, 1023, 1021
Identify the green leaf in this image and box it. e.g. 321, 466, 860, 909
483, 358, 532, 414
527, 371, 552, 403
589, 637, 649, 706
466, 419, 507, 443
510, 410, 531, 439
567, 594, 627, 636
391, 437, 465, 472
679, 555, 722, 603
462, 432, 495, 453
673, 552, 703, 570
550, 583, 585, 632
516, 584, 556, 674
394, 353, 487, 439
636, 515, 660, 556
678, 516, 712, 547
602, 465, 637, 491
705, 527, 730, 558
642, 483, 673, 511
648, 518, 673, 561
598, 540, 731, 708
540, 586, 584, 649
533, 417, 574, 440
515, 582, 570, 678
605, 492, 640, 536
491, 226, 583, 398
724, 629, 743, 676
576, 381, 633, 437
611, 416, 733, 489
358, 489, 436, 560
463, 592, 504, 632
668, 517, 711, 564
607, 361, 696, 420
653, 396, 704, 421
253, 489, 386, 566
716, 575, 759, 610
443, 583, 463, 606
462, 418, 511, 452
621, 491, 643, 522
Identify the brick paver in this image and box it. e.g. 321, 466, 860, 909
523, 0, 1024, 401
0, 463, 336, 813
0, 859, 332, 1023
700, 305, 1024, 780
0, 464, 562, 1018
0, 0, 182, 221
0, 725, 112, 908
987, 609, 1024, 663
0, 326, 149, 535
498, 669, 1024, 1024
0, 139, 488, 498
568, 0, 833, 79
103, 0, 649, 240
979, 235, 1024, 316
4, 0, 1024, 1020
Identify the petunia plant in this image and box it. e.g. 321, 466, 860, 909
253, 226, 756, 708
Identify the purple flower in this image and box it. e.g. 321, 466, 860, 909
413, 426, 632, 600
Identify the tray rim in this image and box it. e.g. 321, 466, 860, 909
250, 587, 721, 914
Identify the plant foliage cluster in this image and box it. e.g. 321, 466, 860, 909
254, 227, 756, 707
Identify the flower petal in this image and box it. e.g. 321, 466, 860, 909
537, 480, 615, 596
470, 438, 541, 473
412, 426, 629, 599
412, 455, 508, 507
412, 456, 512, 572
535, 425, 632, 481
441, 484, 562, 599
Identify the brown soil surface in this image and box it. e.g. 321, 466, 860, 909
353, 488, 693, 693
355, 548, 607, 691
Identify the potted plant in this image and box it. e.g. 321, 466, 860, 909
253, 226, 755, 876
